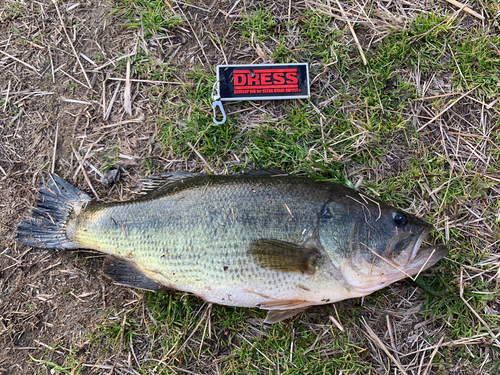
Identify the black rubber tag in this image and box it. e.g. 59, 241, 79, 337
216, 63, 309, 101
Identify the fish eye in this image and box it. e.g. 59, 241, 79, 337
393, 212, 408, 227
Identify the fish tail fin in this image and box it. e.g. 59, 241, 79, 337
16, 173, 91, 249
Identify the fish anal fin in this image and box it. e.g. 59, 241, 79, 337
103, 258, 164, 291
259, 299, 311, 323
264, 308, 308, 324
248, 239, 322, 274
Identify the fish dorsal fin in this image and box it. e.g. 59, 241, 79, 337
134, 171, 205, 195
264, 308, 307, 324
134, 170, 286, 195
248, 239, 323, 275
243, 168, 288, 176
103, 258, 164, 291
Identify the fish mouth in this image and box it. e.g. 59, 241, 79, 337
402, 225, 448, 275
387, 225, 429, 263
406, 244, 448, 274
341, 224, 447, 294
409, 225, 431, 263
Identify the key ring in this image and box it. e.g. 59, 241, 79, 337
211, 64, 310, 124
212, 81, 226, 124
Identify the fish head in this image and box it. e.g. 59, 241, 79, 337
318, 196, 447, 295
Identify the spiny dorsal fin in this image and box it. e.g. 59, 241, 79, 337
134, 169, 287, 195
248, 239, 323, 275
242, 169, 288, 176
103, 258, 164, 291
133, 171, 205, 195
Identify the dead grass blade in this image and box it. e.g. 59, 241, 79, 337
71, 145, 99, 200
52, 0, 92, 89
418, 87, 477, 131
361, 317, 409, 375
0, 50, 41, 76
51, 123, 59, 174
422, 335, 445, 375
104, 82, 121, 121
2, 79, 10, 112
334, 0, 367, 65
187, 142, 215, 173
444, 0, 484, 20
124, 59, 132, 116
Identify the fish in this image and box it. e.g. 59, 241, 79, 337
16, 171, 447, 323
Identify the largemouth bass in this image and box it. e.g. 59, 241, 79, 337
17, 171, 446, 323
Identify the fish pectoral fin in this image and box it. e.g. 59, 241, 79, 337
103, 258, 164, 292
264, 307, 308, 324
248, 239, 322, 274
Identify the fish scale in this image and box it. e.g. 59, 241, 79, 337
68, 176, 331, 305
17, 172, 447, 323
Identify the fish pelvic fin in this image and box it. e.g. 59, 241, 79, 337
16, 173, 91, 249
248, 239, 323, 274
103, 258, 165, 291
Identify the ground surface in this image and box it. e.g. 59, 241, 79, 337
1, 0, 499, 374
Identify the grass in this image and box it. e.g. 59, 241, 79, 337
19, 0, 500, 373
112, 0, 184, 37
1, 1, 24, 21
82, 292, 374, 374
102, 3, 499, 372
452, 31, 500, 98
240, 8, 278, 42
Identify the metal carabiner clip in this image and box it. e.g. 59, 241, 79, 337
212, 80, 226, 124
212, 100, 226, 125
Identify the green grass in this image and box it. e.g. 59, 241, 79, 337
2, 1, 24, 21
239, 8, 278, 42
112, 0, 184, 37
128, 7, 499, 372
83, 291, 374, 374
452, 31, 500, 97
99, 144, 121, 171
32, 1, 500, 373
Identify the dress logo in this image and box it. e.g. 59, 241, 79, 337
217, 64, 309, 101
233, 69, 300, 94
